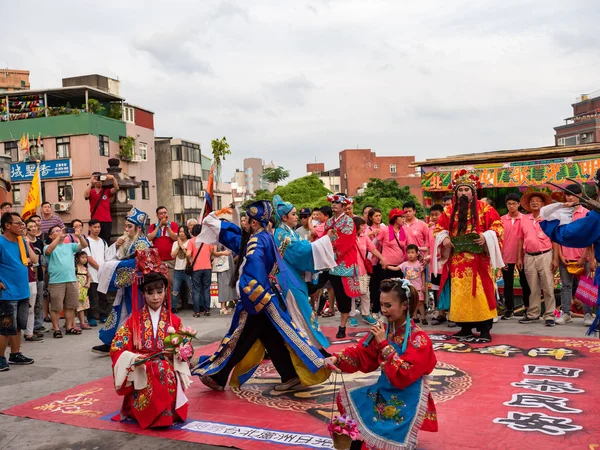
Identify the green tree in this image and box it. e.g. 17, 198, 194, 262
241, 189, 274, 210
354, 178, 425, 220
241, 174, 329, 211
211, 137, 231, 181
262, 166, 290, 186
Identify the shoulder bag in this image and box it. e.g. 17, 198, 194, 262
185, 242, 204, 276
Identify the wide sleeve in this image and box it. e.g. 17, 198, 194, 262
540, 211, 600, 249
434, 208, 451, 237
197, 212, 242, 252
239, 236, 275, 315
110, 323, 138, 395
330, 217, 357, 260
484, 205, 503, 249
335, 335, 380, 374
376, 330, 437, 389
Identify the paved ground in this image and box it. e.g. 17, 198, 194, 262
0, 308, 596, 450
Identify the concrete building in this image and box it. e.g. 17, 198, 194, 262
0, 69, 31, 92
554, 90, 600, 146
306, 162, 341, 192
339, 149, 421, 198
0, 75, 157, 232
230, 158, 276, 200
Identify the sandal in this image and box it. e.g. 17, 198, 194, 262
80, 323, 92, 330
53, 330, 63, 339
322, 311, 335, 318
65, 328, 82, 335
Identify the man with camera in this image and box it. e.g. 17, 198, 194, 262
84, 172, 119, 244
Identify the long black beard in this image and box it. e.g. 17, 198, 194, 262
450, 195, 478, 235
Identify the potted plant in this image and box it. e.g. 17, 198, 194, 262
119, 136, 136, 161
328, 415, 360, 450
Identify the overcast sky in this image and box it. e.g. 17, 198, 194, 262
4, 0, 600, 181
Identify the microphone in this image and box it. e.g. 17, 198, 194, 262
362, 316, 388, 348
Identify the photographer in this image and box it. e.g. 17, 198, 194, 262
84, 172, 119, 243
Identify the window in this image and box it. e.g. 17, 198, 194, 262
139, 142, 147, 160
173, 179, 183, 195
175, 214, 183, 224
123, 106, 135, 123
202, 169, 210, 180
374, 164, 379, 169
141, 181, 150, 199
216, 195, 222, 210
12, 186, 20, 204
5, 141, 19, 162
171, 145, 182, 160
99, 135, 109, 156
57, 181, 73, 202
390, 164, 397, 174
128, 187, 136, 200
557, 135, 579, 146
56, 137, 70, 158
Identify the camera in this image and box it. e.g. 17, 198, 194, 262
64, 227, 75, 234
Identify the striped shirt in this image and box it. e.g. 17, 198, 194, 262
40, 214, 64, 234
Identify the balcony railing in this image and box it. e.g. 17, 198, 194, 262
563, 110, 600, 125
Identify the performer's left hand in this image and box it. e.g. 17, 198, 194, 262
324, 356, 341, 373
370, 321, 387, 344
474, 234, 486, 245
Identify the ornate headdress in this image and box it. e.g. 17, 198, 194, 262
327, 193, 353, 205
450, 169, 482, 192
246, 200, 273, 226
126, 207, 149, 231
272, 195, 294, 224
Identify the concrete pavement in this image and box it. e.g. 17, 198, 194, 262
0, 309, 596, 450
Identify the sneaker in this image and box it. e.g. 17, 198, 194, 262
583, 313, 594, 326
25, 335, 44, 342
348, 317, 359, 327
362, 315, 378, 325
519, 316, 537, 324
34, 326, 48, 333
91, 344, 111, 355
88, 318, 98, 327
274, 377, 302, 392
545, 319, 556, 327
99, 317, 108, 324
336, 326, 346, 339
555, 313, 572, 325
8, 352, 34, 365
422, 318, 429, 325
501, 312, 514, 320
0, 357, 8, 372
492, 316, 500, 323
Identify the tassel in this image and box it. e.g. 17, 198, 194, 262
131, 272, 142, 350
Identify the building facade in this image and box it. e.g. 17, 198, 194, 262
554, 90, 600, 146
0, 69, 31, 92
306, 162, 340, 192
339, 149, 421, 198
0, 77, 157, 230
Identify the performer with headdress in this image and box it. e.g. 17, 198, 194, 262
110, 248, 192, 429
92, 207, 151, 354
325, 279, 438, 450
322, 193, 361, 339
191, 200, 331, 391
432, 171, 504, 343
272, 195, 337, 352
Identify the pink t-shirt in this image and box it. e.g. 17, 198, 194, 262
403, 219, 429, 252
186, 239, 213, 271
501, 213, 523, 264
400, 260, 424, 300
519, 214, 552, 254
561, 205, 589, 261
377, 226, 406, 266
356, 234, 376, 276
368, 223, 384, 265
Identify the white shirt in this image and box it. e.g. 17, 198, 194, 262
149, 307, 161, 339
84, 236, 107, 283
171, 240, 188, 270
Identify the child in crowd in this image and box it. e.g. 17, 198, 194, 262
325, 279, 438, 450
400, 244, 427, 324
75, 251, 91, 330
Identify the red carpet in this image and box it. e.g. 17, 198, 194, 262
3, 327, 600, 450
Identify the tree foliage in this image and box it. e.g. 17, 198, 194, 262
211, 137, 231, 181
242, 174, 328, 211
262, 166, 290, 185
354, 178, 425, 220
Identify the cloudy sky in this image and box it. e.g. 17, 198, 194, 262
4, 0, 600, 180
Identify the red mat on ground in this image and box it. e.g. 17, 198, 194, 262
3, 327, 600, 450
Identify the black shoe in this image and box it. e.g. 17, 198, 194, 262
91, 344, 111, 355
8, 352, 34, 365
545, 319, 556, 327
25, 335, 44, 342
336, 326, 346, 339
414, 318, 421, 324
0, 357, 8, 371
519, 316, 537, 324
501, 312, 514, 320
431, 316, 447, 325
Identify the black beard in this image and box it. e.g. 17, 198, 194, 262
457, 195, 470, 235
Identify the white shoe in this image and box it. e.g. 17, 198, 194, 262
492, 316, 500, 323
555, 312, 572, 325
584, 313, 594, 326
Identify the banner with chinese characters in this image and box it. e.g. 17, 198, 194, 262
10, 160, 72, 181
421, 154, 600, 191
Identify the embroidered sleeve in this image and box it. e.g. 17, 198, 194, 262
335, 339, 379, 374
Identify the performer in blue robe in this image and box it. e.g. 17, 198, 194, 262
191, 201, 331, 391
272, 195, 336, 351
92, 207, 151, 354
539, 172, 600, 336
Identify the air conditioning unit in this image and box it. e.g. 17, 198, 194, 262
53, 202, 70, 212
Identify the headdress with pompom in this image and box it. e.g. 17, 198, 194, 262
450, 169, 483, 193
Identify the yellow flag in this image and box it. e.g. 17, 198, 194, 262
21, 165, 41, 221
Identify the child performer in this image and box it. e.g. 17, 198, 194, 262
110, 249, 192, 429
75, 251, 92, 330
400, 244, 427, 324
325, 279, 438, 450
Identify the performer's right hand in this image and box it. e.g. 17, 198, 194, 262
442, 237, 454, 249
324, 356, 341, 373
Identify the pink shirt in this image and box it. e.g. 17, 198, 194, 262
368, 223, 384, 265
519, 213, 552, 254
377, 226, 406, 266
403, 219, 429, 251
501, 213, 524, 264
561, 205, 589, 261
400, 260, 424, 300
186, 239, 213, 271
314, 222, 326, 239
356, 234, 376, 276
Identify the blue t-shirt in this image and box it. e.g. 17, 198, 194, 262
0, 235, 30, 301
44, 243, 79, 284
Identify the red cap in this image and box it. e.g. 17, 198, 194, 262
388, 208, 405, 221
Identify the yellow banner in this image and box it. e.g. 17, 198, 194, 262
21, 164, 41, 221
